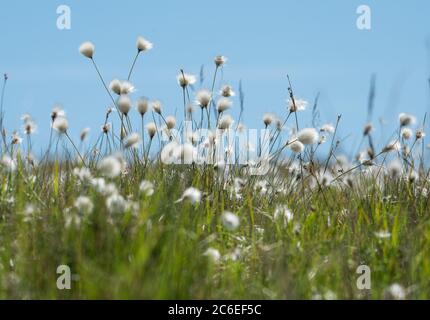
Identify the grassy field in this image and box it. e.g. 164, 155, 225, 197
0, 38, 429, 300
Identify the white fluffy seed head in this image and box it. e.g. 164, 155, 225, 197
399, 113, 416, 127
176, 72, 196, 88
416, 129, 426, 140
204, 248, 221, 263
120, 81, 135, 95
165, 116, 176, 129
262, 113, 274, 127
196, 89, 211, 108
288, 98, 308, 113
52, 117, 69, 134
220, 85, 235, 97
151, 100, 162, 114
297, 128, 319, 145
98, 155, 122, 178
320, 123, 335, 134
136, 36, 153, 52
79, 41, 95, 59
109, 79, 122, 95
218, 114, 234, 130
139, 180, 154, 196
136, 98, 149, 116
216, 97, 232, 113
80, 127, 90, 141
74, 196, 94, 214
221, 211, 240, 231
383, 284, 406, 300
289, 141, 304, 153
146, 122, 157, 139
401, 127, 413, 140
117, 95, 132, 115
51, 106, 65, 121
178, 187, 201, 204
214, 55, 227, 67
124, 133, 141, 149
382, 140, 401, 153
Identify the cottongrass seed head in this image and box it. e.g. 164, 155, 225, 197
176, 187, 202, 204
98, 155, 123, 178
221, 211, 240, 231
136, 36, 153, 52
79, 41, 95, 59
52, 116, 68, 134
177, 72, 196, 88
297, 128, 319, 145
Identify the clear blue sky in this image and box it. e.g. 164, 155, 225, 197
1, 0, 429, 153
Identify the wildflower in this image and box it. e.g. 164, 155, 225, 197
363, 123, 373, 136
52, 117, 69, 134
320, 123, 335, 134
120, 81, 135, 95
102, 122, 111, 134
11, 132, 22, 145
1, 155, 16, 172
387, 160, 402, 179
262, 114, 274, 127
136, 36, 153, 52
117, 95, 132, 115
399, 113, 416, 127
161, 141, 180, 164
204, 248, 221, 263
216, 97, 232, 113
384, 284, 406, 300
98, 155, 122, 178
382, 140, 401, 153
165, 116, 176, 129
214, 55, 227, 67
124, 133, 141, 149
109, 79, 122, 95
74, 196, 94, 214
288, 98, 307, 113
177, 143, 197, 164
218, 114, 234, 130
289, 141, 304, 153
274, 205, 293, 225
106, 193, 128, 214
22, 118, 37, 135
401, 127, 413, 140
73, 167, 92, 181
51, 106, 65, 121
79, 41, 95, 59
146, 122, 157, 139
221, 211, 240, 231
220, 85, 235, 97
80, 127, 90, 141
176, 187, 202, 204
151, 100, 162, 114
297, 128, 319, 145
416, 129, 425, 140
177, 72, 196, 88
136, 98, 149, 116
195, 89, 211, 108
139, 180, 154, 197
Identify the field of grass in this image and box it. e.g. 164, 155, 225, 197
0, 38, 429, 300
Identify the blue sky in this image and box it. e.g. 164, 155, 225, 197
0, 0, 429, 153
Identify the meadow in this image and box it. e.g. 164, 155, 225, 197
0, 37, 429, 299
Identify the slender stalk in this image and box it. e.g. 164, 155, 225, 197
127, 51, 140, 81
65, 132, 87, 167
